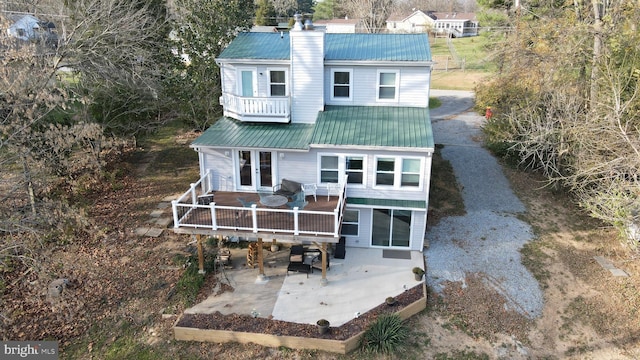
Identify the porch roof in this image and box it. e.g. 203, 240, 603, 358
191, 106, 434, 151
191, 117, 315, 150
346, 197, 427, 209
311, 106, 434, 150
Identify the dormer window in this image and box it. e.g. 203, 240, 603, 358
377, 70, 399, 102
269, 69, 287, 96
331, 69, 352, 101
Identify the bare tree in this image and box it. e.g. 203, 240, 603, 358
341, 0, 394, 33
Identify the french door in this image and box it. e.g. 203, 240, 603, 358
237, 150, 274, 191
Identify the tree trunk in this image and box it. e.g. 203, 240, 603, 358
590, 0, 603, 109
21, 154, 37, 216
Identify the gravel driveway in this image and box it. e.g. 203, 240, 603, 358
425, 90, 544, 318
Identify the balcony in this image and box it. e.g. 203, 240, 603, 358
171, 173, 346, 243
220, 93, 290, 123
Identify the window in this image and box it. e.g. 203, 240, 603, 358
377, 70, 398, 101
320, 156, 339, 183
401, 159, 421, 187
346, 156, 364, 185
320, 154, 365, 185
331, 69, 352, 100
376, 157, 395, 185
269, 70, 286, 96
374, 156, 423, 188
341, 209, 359, 236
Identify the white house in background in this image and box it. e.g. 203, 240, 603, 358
6, 14, 57, 44
313, 17, 363, 33
171, 15, 434, 281
387, 10, 479, 37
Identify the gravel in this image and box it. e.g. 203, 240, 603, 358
424, 90, 544, 319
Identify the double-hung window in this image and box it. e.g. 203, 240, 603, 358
341, 209, 360, 236
319, 154, 365, 185
375, 156, 422, 188
377, 70, 399, 101
331, 69, 352, 101
269, 70, 286, 96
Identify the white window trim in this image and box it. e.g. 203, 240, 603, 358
267, 68, 288, 97
330, 68, 353, 101
369, 208, 414, 249
376, 69, 399, 102
317, 153, 366, 187
341, 209, 360, 237
373, 155, 424, 190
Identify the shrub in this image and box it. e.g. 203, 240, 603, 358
361, 314, 408, 354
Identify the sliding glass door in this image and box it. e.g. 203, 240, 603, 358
371, 209, 412, 248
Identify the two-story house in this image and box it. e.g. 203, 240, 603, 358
171, 15, 434, 282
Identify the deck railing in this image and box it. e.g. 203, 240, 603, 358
220, 93, 290, 123
172, 173, 347, 238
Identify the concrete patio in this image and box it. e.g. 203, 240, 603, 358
185, 246, 426, 327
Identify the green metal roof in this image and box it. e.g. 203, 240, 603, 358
325, 34, 431, 61
311, 106, 434, 149
191, 117, 315, 150
218, 33, 290, 60
192, 106, 433, 150
347, 197, 427, 209
217, 32, 431, 62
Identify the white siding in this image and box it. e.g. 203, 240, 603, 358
324, 66, 430, 107
290, 30, 325, 123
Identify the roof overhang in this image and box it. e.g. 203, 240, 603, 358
324, 60, 435, 67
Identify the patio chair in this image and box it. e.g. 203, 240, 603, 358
237, 197, 255, 208
311, 250, 330, 272
258, 191, 272, 201
286, 245, 310, 277
302, 183, 317, 202
326, 182, 341, 201
273, 179, 302, 198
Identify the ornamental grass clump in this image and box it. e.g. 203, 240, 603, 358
361, 314, 408, 354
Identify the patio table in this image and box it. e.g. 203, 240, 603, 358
260, 194, 288, 207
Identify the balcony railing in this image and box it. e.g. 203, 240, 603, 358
220, 93, 290, 123
171, 172, 347, 240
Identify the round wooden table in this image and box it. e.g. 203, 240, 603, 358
260, 194, 288, 207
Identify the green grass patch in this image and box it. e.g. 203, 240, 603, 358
429, 97, 442, 109
434, 350, 491, 360
428, 144, 466, 225
430, 36, 495, 72
520, 240, 552, 289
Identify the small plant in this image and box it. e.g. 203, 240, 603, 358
385, 296, 396, 306
412, 267, 425, 275
361, 314, 408, 354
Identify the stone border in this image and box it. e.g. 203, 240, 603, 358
173, 282, 427, 354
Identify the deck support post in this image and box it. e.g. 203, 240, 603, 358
196, 234, 205, 274
320, 242, 328, 286
257, 238, 266, 281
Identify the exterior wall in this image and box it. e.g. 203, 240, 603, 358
197, 146, 432, 250
290, 29, 325, 123
324, 66, 430, 107
219, 63, 291, 97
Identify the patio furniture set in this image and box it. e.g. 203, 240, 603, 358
286, 244, 331, 277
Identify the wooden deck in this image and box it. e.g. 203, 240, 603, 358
172, 191, 344, 243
